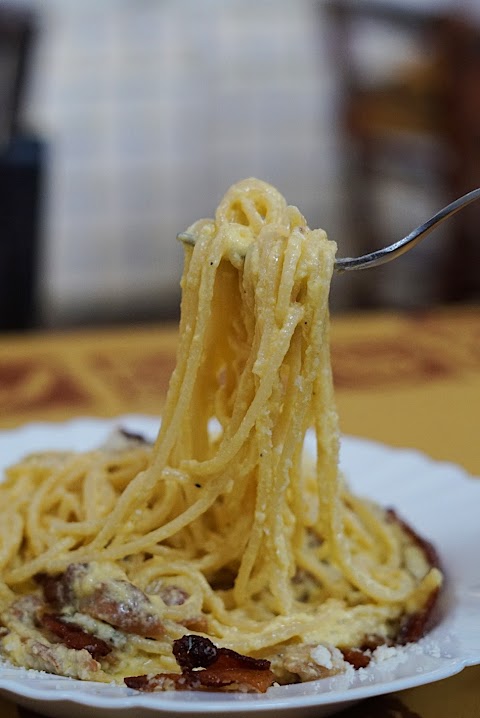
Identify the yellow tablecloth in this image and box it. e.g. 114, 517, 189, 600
0, 304, 478, 717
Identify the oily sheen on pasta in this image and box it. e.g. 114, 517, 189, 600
0, 179, 442, 691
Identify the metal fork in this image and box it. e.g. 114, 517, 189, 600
177, 188, 480, 272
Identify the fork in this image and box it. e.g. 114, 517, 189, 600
177, 188, 480, 272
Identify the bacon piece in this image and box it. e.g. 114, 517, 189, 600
1, 633, 103, 681
125, 635, 275, 694
359, 634, 391, 652
39, 613, 112, 660
181, 616, 209, 632
36, 564, 164, 638
125, 671, 202, 692
27, 639, 102, 680
6, 595, 43, 625
385, 508, 443, 644
118, 428, 150, 444
35, 572, 66, 607
274, 643, 345, 683
209, 567, 236, 591
35, 564, 88, 608
386, 508, 440, 569
124, 674, 157, 691
396, 586, 441, 645
157, 584, 189, 606
102, 428, 152, 452
174, 635, 271, 676
341, 647, 371, 669
146, 584, 207, 631
79, 581, 164, 638
173, 634, 219, 668
192, 650, 275, 692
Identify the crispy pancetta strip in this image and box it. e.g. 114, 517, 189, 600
39, 613, 112, 660
125, 635, 275, 693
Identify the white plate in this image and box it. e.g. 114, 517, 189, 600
0, 416, 479, 718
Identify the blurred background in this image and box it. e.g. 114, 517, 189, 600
1, 0, 479, 331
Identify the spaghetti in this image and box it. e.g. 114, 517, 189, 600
0, 179, 442, 690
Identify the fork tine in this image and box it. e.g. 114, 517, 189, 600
176, 232, 196, 247
176, 187, 480, 272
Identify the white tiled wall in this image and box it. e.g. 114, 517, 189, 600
19, 0, 453, 325
21, 0, 348, 325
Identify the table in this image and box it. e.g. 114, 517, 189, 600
0, 304, 478, 718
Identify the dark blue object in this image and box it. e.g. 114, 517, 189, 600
0, 133, 45, 330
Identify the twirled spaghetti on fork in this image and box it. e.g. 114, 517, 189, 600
0, 179, 442, 691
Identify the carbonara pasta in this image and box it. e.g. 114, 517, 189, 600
0, 179, 442, 691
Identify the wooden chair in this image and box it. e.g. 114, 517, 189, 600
324, 0, 480, 305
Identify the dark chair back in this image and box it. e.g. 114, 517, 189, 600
0, 6, 45, 330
